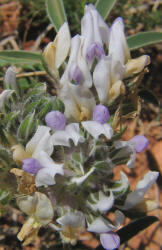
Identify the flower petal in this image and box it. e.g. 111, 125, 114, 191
114, 210, 125, 227
129, 135, 149, 153
45, 111, 66, 131
125, 55, 150, 78
108, 80, 125, 102
109, 17, 130, 65
43, 23, 70, 75
35, 192, 54, 225
82, 121, 113, 139
71, 167, 95, 186
100, 232, 120, 250
26, 126, 53, 157
17, 194, 37, 216
65, 123, 85, 146
122, 171, 159, 210
93, 105, 110, 124
61, 35, 92, 88
87, 217, 116, 234
93, 57, 111, 103
57, 211, 85, 228
35, 151, 64, 187
52, 123, 85, 147
81, 4, 107, 67
51, 130, 70, 147
55, 22, 71, 69
59, 82, 95, 121
88, 191, 114, 214
22, 158, 42, 174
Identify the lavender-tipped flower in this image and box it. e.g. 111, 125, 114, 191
93, 104, 110, 124
45, 111, 66, 131
100, 232, 120, 250
68, 64, 83, 85
22, 158, 42, 174
129, 135, 149, 153
86, 42, 105, 63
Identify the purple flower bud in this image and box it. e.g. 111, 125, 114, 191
45, 111, 66, 131
22, 158, 42, 174
100, 232, 120, 250
86, 42, 105, 63
68, 64, 83, 85
93, 104, 110, 124
129, 135, 149, 153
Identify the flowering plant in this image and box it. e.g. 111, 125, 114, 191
0, 1, 160, 249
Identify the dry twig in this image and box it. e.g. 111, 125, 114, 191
31, 24, 53, 51
0, 71, 46, 81
0, 36, 19, 50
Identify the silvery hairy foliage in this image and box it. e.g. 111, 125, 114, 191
0, 4, 159, 250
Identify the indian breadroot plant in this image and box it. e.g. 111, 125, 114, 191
0, 0, 162, 249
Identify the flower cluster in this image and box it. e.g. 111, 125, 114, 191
0, 4, 159, 250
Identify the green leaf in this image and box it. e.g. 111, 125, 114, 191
53, 96, 65, 113
46, 0, 67, 32
17, 111, 35, 142
0, 189, 10, 205
23, 100, 41, 117
3, 111, 19, 130
38, 99, 52, 119
117, 216, 158, 244
93, 161, 107, 169
127, 32, 162, 51
0, 146, 12, 165
25, 83, 47, 99
95, 0, 117, 20
0, 126, 8, 145
17, 78, 30, 91
0, 51, 42, 65
139, 89, 159, 106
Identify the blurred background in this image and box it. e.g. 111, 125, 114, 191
0, 0, 162, 249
